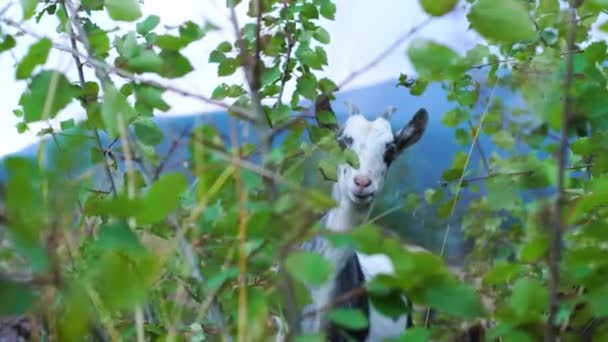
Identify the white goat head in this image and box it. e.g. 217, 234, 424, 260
315, 96, 429, 207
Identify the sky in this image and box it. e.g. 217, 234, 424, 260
0, 0, 483, 157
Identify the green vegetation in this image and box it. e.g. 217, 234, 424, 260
1, 0, 608, 340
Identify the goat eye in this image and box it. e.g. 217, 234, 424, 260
383, 143, 397, 166
338, 136, 353, 149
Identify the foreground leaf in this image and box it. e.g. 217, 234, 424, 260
468, 0, 537, 43
16, 38, 52, 80
419, 0, 458, 16
328, 308, 369, 330
19, 70, 77, 122
105, 0, 142, 22
285, 251, 333, 286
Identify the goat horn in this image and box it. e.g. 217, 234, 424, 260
344, 101, 360, 116
381, 106, 397, 120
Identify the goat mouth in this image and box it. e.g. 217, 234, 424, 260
353, 192, 374, 201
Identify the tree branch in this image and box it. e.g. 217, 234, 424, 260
0, 16, 258, 124
547, 1, 577, 340
337, 17, 432, 90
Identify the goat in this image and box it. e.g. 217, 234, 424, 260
293, 96, 428, 341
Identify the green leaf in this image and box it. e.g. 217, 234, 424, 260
134, 118, 164, 146
101, 83, 137, 137
588, 286, 608, 317
136, 15, 161, 35
285, 251, 333, 286
328, 308, 369, 330
441, 108, 468, 127
0, 35, 16, 53
137, 172, 188, 224
218, 58, 238, 76
105, 0, 142, 22
134, 85, 170, 112
97, 222, 145, 256
16, 38, 52, 80
313, 27, 331, 44
319, 158, 338, 181
261, 65, 281, 86
19, 70, 77, 122
155, 34, 189, 50
508, 277, 548, 322
128, 50, 165, 73
487, 177, 520, 211
318, 0, 336, 20
386, 327, 431, 342
344, 149, 360, 169
159, 50, 194, 78
296, 74, 317, 100
492, 130, 516, 149
216, 41, 232, 53
424, 281, 485, 319
0, 280, 37, 315
407, 39, 469, 80
419, 0, 458, 16
468, 0, 537, 43
20, 0, 37, 19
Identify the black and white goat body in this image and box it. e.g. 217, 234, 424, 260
294, 97, 429, 341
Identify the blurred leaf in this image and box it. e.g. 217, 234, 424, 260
159, 50, 194, 78
0, 280, 37, 315
344, 149, 360, 169
20, 0, 37, 19
296, 74, 317, 99
19, 70, 78, 122
424, 281, 485, 319
319, 158, 338, 182
484, 262, 524, 285
408, 39, 469, 80
136, 15, 160, 35
318, 0, 336, 20
137, 172, 188, 224
16, 38, 52, 80
369, 290, 409, 320
304, 189, 337, 210
134, 118, 164, 146
328, 308, 369, 330
313, 27, 331, 44
101, 83, 137, 137
588, 286, 608, 317
128, 50, 164, 73
97, 222, 146, 256
105, 0, 142, 21
419, 0, 458, 16
285, 251, 333, 286
0, 34, 16, 53
385, 327, 431, 342
441, 108, 468, 128
508, 277, 548, 322
468, 0, 537, 43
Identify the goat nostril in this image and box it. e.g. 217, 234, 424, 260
354, 175, 372, 188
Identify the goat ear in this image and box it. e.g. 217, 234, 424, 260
395, 108, 428, 152
314, 94, 339, 131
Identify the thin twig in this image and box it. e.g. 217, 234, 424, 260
547, 2, 577, 340
337, 17, 432, 90
468, 120, 490, 173
439, 163, 593, 187
277, 3, 295, 107
152, 127, 190, 181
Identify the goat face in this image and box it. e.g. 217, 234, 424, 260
316, 97, 428, 207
